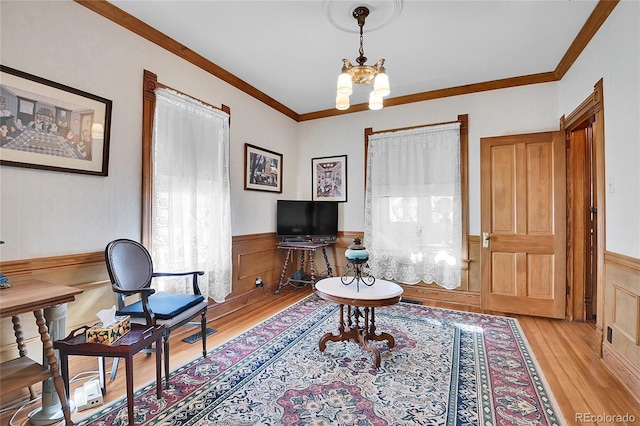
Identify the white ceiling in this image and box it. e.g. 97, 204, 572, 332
109, 0, 599, 115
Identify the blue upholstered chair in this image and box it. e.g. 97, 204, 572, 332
104, 239, 209, 386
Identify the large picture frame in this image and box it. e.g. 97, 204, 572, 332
312, 155, 347, 202
244, 143, 283, 193
0, 65, 112, 176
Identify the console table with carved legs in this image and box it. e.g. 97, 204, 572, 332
0, 278, 83, 425
315, 277, 403, 368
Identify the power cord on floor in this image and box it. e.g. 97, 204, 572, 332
8, 395, 42, 426
6, 370, 100, 426
0, 395, 39, 415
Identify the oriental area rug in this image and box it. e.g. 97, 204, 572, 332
77, 295, 565, 425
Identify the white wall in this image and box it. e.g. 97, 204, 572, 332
0, 1, 297, 261
1, 1, 638, 262
297, 83, 560, 235
558, 0, 640, 258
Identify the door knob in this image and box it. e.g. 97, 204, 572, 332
482, 232, 490, 248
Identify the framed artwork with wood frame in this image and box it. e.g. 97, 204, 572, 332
244, 143, 283, 193
0, 65, 112, 176
312, 155, 347, 202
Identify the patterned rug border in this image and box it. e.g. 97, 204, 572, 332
78, 295, 567, 425
503, 316, 566, 424
373, 302, 567, 426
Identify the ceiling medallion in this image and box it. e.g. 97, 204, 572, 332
323, 0, 403, 33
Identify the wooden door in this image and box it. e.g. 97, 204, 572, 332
480, 131, 566, 318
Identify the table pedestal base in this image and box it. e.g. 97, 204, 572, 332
319, 304, 395, 368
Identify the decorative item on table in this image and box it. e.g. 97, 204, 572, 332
342, 235, 375, 291
0, 240, 10, 289
86, 305, 130, 344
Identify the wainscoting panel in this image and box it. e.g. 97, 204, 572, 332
603, 251, 640, 402
0, 233, 482, 364
612, 285, 640, 344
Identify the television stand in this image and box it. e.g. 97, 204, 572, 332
275, 242, 333, 294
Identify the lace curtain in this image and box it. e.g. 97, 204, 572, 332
151, 88, 232, 302
364, 122, 462, 289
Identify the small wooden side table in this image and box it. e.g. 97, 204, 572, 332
315, 277, 403, 368
54, 323, 165, 425
275, 242, 334, 294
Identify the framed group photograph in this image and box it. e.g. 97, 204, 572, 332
312, 155, 347, 202
0, 65, 112, 176
244, 143, 283, 193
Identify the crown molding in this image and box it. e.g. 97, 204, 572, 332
76, 0, 618, 122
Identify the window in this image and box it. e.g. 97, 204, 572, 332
142, 71, 232, 302
364, 115, 468, 289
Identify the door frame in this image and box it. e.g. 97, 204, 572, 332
560, 79, 606, 328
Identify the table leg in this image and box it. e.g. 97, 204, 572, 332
58, 351, 70, 400
299, 251, 305, 273
309, 250, 317, 290
34, 309, 73, 425
275, 249, 293, 294
318, 305, 396, 369
319, 304, 344, 351
12, 316, 38, 400
125, 356, 134, 424
365, 307, 395, 349
155, 336, 163, 397
359, 307, 382, 368
319, 304, 360, 352
321, 247, 333, 277
98, 357, 107, 395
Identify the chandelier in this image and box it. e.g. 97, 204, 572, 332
336, 6, 390, 111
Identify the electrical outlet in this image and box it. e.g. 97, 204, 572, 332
255, 276, 264, 287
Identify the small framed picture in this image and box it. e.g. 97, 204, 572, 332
312, 155, 347, 202
244, 143, 282, 193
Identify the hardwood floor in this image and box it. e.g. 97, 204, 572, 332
2, 286, 639, 425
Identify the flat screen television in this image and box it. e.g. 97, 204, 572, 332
277, 200, 338, 239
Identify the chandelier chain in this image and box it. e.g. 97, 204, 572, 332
359, 26, 365, 63
355, 7, 368, 66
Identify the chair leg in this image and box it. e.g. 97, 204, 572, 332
163, 330, 170, 389
111, 357, 120, 381
201, 310, 207, 358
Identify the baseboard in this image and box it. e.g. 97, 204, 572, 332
206, 287, 270, 323
399, 284, 480, 308
602, 341, 640, 403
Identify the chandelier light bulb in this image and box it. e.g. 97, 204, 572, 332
337, 67, 353, 96
373, 68, 390, 97
336, 93, 350, 110
368, 91, 383, 110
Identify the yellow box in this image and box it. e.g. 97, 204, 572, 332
86, 315, 131, 345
